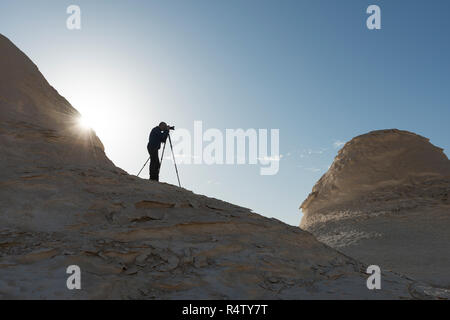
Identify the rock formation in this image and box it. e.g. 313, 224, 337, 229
0, 34, 448, 299
301, 129, 450, 288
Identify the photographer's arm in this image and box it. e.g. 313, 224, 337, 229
161, 130, 169, 143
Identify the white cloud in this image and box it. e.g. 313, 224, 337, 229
297, 148, 327, 158
305, 167, 322, 172
333, 140, 346, 149
257, 154, 283, 162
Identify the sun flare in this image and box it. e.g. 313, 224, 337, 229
77, 115, 93, 131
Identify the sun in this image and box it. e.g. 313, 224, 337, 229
77, 115, 93, 131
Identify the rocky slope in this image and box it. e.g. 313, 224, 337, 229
0, 34, 447, 299
301, 129, 450, 288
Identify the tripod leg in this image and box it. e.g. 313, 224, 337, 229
156, 141, 167, 181
168, 134, 181, 188
137, 156, 150, 177
160, 141, 166, 164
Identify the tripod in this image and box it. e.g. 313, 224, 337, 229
137, 133, 181, 188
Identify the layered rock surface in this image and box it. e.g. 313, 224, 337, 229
301, 129, 450, 288
0, 34, 447, 299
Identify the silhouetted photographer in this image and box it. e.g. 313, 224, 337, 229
147, 122, 174, 181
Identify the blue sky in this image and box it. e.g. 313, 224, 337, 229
1, 0, 449, 226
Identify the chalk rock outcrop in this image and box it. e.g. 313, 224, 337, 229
0, 34, 447, 299
301, 129, 450, 288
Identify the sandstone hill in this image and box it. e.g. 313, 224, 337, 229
0, 34, 447, 299
301, 129, 450, 288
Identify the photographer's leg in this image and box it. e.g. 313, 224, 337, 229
149, 148, 159, 181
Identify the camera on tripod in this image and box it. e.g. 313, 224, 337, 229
168, 125, 175, 131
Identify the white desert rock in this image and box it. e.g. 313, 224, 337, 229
301, 129, 450, 288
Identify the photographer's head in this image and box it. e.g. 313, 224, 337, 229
159, 122, 174, 131
159, 122, 168, 131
